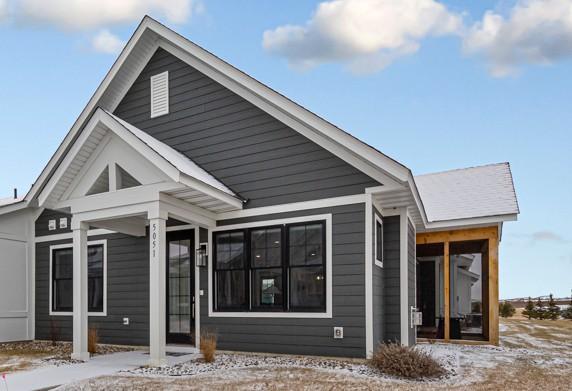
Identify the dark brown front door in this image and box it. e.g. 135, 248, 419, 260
166, 230, 195, 344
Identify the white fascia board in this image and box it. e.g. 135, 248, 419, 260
25, 19, 156, 204
158, 193, 217, 227
0, 201, 31, 217
179, 173, 242, 210
421, 214, 518, 232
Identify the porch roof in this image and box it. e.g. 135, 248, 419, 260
415, 162, 519, 222
39, 108, 243, 214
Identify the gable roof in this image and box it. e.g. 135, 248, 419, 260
38, 108, 242, 212
107, 110, 237, 198
22, 16, 412, 209
415, 162, 519, 222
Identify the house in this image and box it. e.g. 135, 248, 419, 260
0, 17, 518, 365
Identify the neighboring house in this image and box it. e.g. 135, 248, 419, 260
0, 17, 518, 364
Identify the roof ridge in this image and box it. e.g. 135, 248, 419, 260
415, 162, 509, 178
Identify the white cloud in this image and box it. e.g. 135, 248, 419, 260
15, 0, 200, 30
464, 0, 572, 77
531, 230, 568, 244
92, 29, 126, 54
0, 0, 8, 20
262, 0, 462, 74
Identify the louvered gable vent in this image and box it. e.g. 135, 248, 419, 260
150, 71, 169, 118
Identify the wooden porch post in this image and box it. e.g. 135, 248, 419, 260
443, 241, 450, 342
489, 234, 499, 345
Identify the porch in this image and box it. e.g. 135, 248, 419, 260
416, 226, 499, 345
35, 108, 244, 366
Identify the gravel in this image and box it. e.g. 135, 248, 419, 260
126, 352, 455, 384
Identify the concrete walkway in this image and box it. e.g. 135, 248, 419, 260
4, 348, 198, 391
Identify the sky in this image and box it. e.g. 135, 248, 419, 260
0, 0, 571, 299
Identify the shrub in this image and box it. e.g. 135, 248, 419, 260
499, 301, 516, 318
200, 331, 217, 363
562, 306, 572, 320
49, 319, 60, 346
370, 342, 446, 379
88, 328, 99, 354
522, 297, 535, 319
546, 294, 561, 320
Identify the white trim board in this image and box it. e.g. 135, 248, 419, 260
48, 240, 108, 317
35, 229, 115, 243
208, 214, 333, 319
364, 194, 374, 358
217, 194, 366, 220
399, 208, 409, 346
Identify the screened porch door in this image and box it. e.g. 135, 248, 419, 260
166, 230, 195, 344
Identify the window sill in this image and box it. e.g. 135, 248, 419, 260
208, 311, 331, 319
49, 311, 107, 317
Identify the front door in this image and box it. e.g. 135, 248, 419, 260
166, 230, 195, 344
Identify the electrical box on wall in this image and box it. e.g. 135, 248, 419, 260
333, 327, 344, 339
123, 318, 129, 326
59, 218, 68, 229
48, 220, 56, 231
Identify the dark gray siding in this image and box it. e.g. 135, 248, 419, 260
35, 233, 150, 346
407, 218, 416, 346
372, 207, 384, 349
113, 48, 380, 208
383, 216, 400, 342
36, 210, 71, 237
200, 204, 366, 357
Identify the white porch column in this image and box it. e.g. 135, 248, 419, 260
148, 210, 167, 366
71, 219, 89, 361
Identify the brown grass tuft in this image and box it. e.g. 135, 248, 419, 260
370, 342, 446, 379
88, 327, 99, 354
200, 331, 217, 363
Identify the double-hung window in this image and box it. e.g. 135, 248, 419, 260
213, 220, 326, 313
50, 242, 106, 315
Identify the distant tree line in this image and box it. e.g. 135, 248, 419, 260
499, 294, 572, 320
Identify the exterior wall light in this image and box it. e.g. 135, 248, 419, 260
196, 243, 208, 267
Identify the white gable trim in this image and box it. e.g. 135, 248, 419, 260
38, 109, 242, 211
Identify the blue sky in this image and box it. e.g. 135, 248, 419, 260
0, 0, 570, 298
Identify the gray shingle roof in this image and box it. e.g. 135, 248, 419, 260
415, 163, 519, 222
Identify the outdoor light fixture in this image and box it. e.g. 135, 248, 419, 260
196, 243, 208, 267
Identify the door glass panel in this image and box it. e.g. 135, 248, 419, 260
168, 238, 192, 336
449, 240, 488, 341
416, 243, 445, 339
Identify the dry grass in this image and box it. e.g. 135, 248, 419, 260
200, 331, 217, 363
88, 328, 99, 354
371, 342, 446, 379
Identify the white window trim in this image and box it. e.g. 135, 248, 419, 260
48, 240, 108, 317
208, 214, 332, 318
374, 214, 384, 268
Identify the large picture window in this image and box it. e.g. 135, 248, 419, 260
50, 241, 106, 315
213, 220, 326, 313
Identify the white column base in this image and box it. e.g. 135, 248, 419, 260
71, 352, 90, 362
